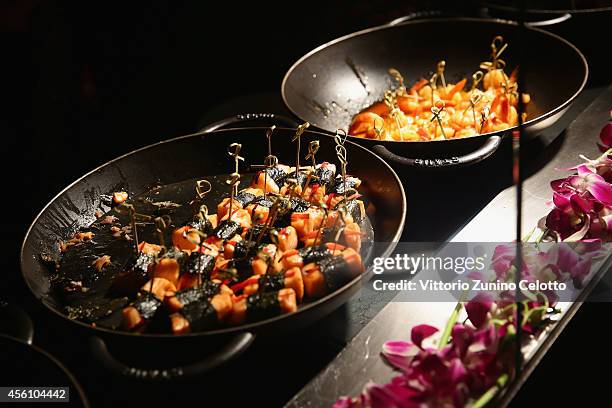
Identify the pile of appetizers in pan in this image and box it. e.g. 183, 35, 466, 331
349, 36, 532, 141
51, 126, 372, 335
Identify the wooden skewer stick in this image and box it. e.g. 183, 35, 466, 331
480, 35, 508, 72
384, 90, 403, 136
436, 60, 447, 88
292, 122, 310, 178
313, 207, 329, 248
388, 68, 406, 96
126, 204, 139, 255
328, 129, 351, 250
256, 196, 284, 245
263, 126, 277, 200
301, 140, 320, 198
154, 215, 171, 251
471, 70, 484, 91
115, 203, 154, 252
226, 143, 244, 221
195, 179, 212, 200
225, 173, 241, 223
430, 100, 447, 140
334, 129, 349, 203
150, 215, 171, 293
428, 73, 438, 107
480, 106, 491, 134
285, 177, 298, 200
462, 92, 483, 129
192, 179, 212, 228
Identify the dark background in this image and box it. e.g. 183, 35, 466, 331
1, 1, 609, 406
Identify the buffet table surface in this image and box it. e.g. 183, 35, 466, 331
287, 85, 612, 407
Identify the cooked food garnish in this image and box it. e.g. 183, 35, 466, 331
113, 191, 129, 204
92, 255, 111, 272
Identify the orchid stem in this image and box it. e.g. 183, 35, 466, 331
438, 299, 463, 350
471, 373, 509, 408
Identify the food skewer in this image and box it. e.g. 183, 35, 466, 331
436, 60, 446, 88
301, 140, 320, 197
471, 70, 484, 91
330, 129, 350, 249
226, 143, 244, 222
480, 106, 491, 134
141, 214, 171, 302
292, 122, 310, 178
388, 68, 406, 96
430, 101, 447, 140
464, 92, 483, 129
263, 125, 277, 200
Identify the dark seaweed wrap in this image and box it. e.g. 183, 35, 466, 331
233, 240, 258, 261
337, 199, 365, 225
175, 281, 221, 308
187, 252, 215, 278
315, 163, 336, 187
246, 291, 281, 321
213, 220, 242, 240
134, 291, 163, 321
275, 197, 311, 226
244, 224, 276, 244
262, 166, 289, 185
235, 191, 257, 207
257, 273, 285, 293
251, 196, 275, 208
286, 170, 320, 189
223, 258, 253, 282
299, 245, 332, 264
318, 256, 354, 292
181, 299, 218, 330
188, 216, 213, 235
110, 251, 155, 295
330, 175, 360, 195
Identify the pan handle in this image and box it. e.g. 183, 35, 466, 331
371, 135, 502, 168
387, 10, 446, 26
199, 113, 300, 133
0, 301, 34, 345
89, 332, 255, 380
524, 13, 572, 27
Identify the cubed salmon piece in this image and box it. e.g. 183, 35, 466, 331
302, 263, 327, 299
172, 226, 200, 252
170, 313, 190, 334
154, 258, 181, 286
278, 226, 298, 251
284, 267, 304, 303
141, 277, 177, 300
278, 288, 297, 313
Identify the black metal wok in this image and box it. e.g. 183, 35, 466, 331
20, 115, 406, 380
282, 18, 588, 168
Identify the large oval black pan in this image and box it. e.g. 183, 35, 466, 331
282, 18, 588, 168
20, 122, 406, 379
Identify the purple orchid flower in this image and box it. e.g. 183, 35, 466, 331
568, 165, 612, 206
465, 293, 494, 329
410, 325, 438, 349
598, 112, 612, 150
